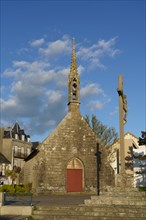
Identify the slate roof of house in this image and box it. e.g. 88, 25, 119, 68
24, 149, 39, 162
31, 142, 40, 151
3, 122, 30, 140
0, 153, 10, 164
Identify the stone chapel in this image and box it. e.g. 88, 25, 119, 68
23, 39, 114, 194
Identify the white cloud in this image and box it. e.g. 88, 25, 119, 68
1, 35, 120, 139
3, 67, 22, 77
3, 60, 51, 79
56, 67, 69, 88
46, 90, 64, 104
80, 83, 103, 98
109, 106, 119, 116
0, 97, 17, 109
30, 38, 45, 47
77, 37, 120, 70
87, 100, 105, 111
13, 60, 50, 72
78, 65, 85, 75
39, 36, 71, 58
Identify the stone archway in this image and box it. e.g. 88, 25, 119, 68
66, 158, 84, 192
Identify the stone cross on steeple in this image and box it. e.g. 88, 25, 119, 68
68, 38, 80, 112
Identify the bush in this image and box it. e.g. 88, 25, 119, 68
26, 217, 34, 220
138, 186, 146, 191
0, 184, 32, 193
0, 185, 15, 192
15, 185, 26, 192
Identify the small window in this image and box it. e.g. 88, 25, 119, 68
72, 93, 76, 100
15, 134, 18, 139
73, 78, 77, 82
21, 135, 25, 141
27, 148, 31, 156
72, 83, 77, 100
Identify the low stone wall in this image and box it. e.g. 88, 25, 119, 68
0, 192, 4, 207
0, 192, 32, 216
0, 205, 32, 216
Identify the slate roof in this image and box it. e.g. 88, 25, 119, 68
3, 122, 30, 141
32, 142, 40, 151
0, 153, 10, 164
24, 149, 39, 162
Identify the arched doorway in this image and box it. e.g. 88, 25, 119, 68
66, 158, 83, 192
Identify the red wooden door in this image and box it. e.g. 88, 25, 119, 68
66, 169, 82, 192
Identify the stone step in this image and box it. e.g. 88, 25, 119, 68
33, 211, 146, 218
92, 195, 146, 200
32, 205, 146, 219
32, 190, 146, 220
32, 214, 146, 220
35, 205, 146, 213
102, 190, 146, 197
85, 199, 146, 206
84, 193, 146, 206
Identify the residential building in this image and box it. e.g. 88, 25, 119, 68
109, 132, 146, 187
0, 153, 11, 184
0, 122, 32, 184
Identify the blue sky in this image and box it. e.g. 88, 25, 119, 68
1, 0, 145, 142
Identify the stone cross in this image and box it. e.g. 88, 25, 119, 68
117, 75, 128, 185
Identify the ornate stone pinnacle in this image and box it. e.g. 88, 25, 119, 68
71, 38, 78, 74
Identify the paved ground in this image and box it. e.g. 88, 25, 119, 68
32, 194, 92, 206
0, 217, 28, 220
4, 194, 93, 206
0, 194, 93, 220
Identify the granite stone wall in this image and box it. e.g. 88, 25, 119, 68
23, 111, 115, 194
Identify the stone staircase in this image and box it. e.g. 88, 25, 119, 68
32, 189, 146, 220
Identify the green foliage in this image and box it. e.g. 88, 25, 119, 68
84, 114, 118, 147
0, 184, 32, 193
5, 169, 17, 184
0, 185, 15, 192
134, 154, 146, 160
138, 186, 146, 191
135, 132, 146, 176
15, 185, 26, 192
26, 217, 34, 220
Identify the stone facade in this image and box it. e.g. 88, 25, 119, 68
23, 39, 114, 194
0, 122, 32, 184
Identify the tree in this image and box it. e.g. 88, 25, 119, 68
124, 132, 146, 186
5, 169, 17, 185
84, 114, 118, 147
135, 132, 146, 171
138, 131, 146, 146
133, 132, 146, 186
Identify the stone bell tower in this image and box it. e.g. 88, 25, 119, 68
68, 38, 80, 112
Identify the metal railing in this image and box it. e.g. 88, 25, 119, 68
4, 192, 33, 206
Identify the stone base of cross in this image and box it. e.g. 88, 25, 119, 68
115, 173, 133, 189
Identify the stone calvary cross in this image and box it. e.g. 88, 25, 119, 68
117, 75, 128, 187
